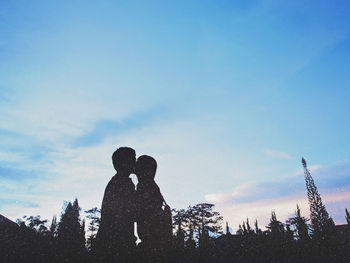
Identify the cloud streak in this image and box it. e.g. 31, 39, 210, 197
264, 149, 293, 160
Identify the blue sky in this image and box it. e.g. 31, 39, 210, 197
0, 0, 350, 230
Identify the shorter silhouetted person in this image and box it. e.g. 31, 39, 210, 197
135, 155, 172, 260
95, 147, 137, 262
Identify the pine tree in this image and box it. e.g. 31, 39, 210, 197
254, 219, 262, 235
287, 205, 310, 243
242, 221, 248, 235
302, 158, 335, 242
191, 203, 223, 240
284, 223, 296, 259
85, 207, 101, 250
345, 208, 350, 225
236, 224, 244, 235
49, 215, 57, 237
185, 206, 199, 242
225, 222, 231, 235
246, 218, 253, 234
266, 212, 285, 261
57, 202, 74, 241
80, 219, 86, 251
266, 211, 285, 236
172, 208, 187, 249
57, 199, 86, 262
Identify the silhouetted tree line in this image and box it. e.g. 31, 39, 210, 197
0, 199, 87, 262
1, 158, 350, 262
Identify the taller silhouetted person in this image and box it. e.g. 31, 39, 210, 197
95, 147, 136, 262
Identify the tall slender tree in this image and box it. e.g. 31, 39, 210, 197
302, 158, 335, 242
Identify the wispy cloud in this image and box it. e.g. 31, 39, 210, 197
264, 148, 293, 160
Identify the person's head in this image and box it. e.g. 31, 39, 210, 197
135, 155, 157, 181
112, 147, 136, 174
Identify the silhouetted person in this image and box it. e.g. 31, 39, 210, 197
135, 155, 172, 261
95, 147, 137, 262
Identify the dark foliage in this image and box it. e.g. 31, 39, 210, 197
56, 198, 86, 262
85, 207, 101, 250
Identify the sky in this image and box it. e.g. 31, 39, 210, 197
0, 0, 350, 232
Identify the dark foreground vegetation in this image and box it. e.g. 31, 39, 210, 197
1, 159, 350, 262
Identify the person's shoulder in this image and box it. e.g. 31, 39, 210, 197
149, 181, 161, 196
104, 175, 121, 190
151, 180, 160, 189
106, 174, 118, 184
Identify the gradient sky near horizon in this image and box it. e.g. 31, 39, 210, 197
1, 0, 350, 231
